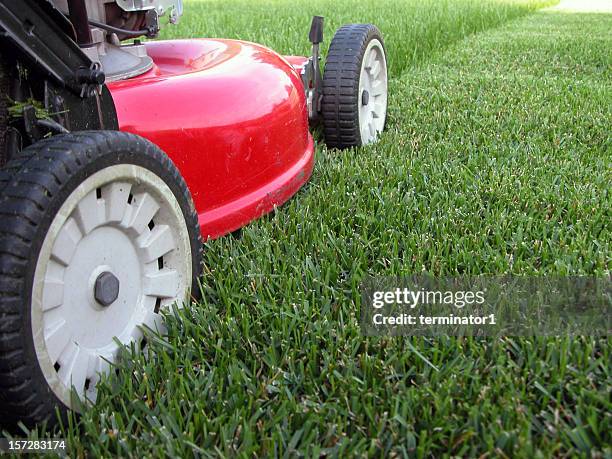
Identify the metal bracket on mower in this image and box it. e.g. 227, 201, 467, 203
0, 0, 119, 160
304, 16, 324, 123
0, 0, 102, 97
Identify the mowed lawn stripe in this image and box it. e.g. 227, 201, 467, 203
161, 0, 556, 77
384, 10, 610, 276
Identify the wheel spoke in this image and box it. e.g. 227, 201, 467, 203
51, 218, 82, 266
139, 225, 175, 263
370, 80, 384, 97
368, 121, 376, 138
365, 49, 376, 70
42, 278, 64, 312
362, 112, 373, 141
104, 182, 132, 223
75, 191, 105, 235
66, 346, 89, 393
372, 102, 385, 119
359, 107, 369, 128
361, 121, 370, 142
141, 309, 165, 334
369, 60, 381, 79
124, 192, 160, 235
83, 354, 111, 401
44, 319, 70, 364
84, 374, 100, 402
86, 353, 99, 376
144, 269, 179, 298
96, 354, 112, 377
361, 69, 372, 95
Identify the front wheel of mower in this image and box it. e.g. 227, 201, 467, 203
322, 24, 388, 149
0, 131, 202, 428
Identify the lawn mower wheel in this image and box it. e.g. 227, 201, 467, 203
0, 131, 202, 428
322, 24, 388, 149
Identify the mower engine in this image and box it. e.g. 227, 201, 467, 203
52, 0, 182, 81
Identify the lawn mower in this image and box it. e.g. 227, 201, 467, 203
0, 0, 388, 427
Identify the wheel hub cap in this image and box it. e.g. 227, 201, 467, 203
358, 39, 388, 145
362, 90, 370, 106
94, 271, 120, 307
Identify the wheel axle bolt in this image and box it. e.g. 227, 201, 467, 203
94, 271, 120, 307
362, 90, 370, 106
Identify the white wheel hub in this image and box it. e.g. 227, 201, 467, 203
358, 38, 388, 145
31, 164, 193, 408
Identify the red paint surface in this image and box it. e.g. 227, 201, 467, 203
108, 39, 315, 239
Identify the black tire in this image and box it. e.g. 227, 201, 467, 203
322, 24, 388, 149
0, 131, 202, 429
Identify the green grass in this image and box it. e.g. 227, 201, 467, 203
13, 2, 612, 458
160, 0, 556, 77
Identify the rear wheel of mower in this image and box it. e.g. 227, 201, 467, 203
0, 131, 202, 428
322, 24, 388, 149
